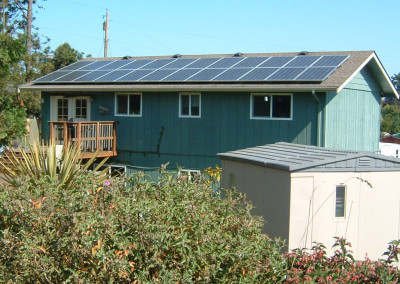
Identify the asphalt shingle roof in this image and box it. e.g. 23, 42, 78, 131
20, 50, 397, 97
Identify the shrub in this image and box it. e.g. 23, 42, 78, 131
0, 167, 284, 282
0, 97, 26, 147
0, 141, 109, 190
285, 237, 400, 283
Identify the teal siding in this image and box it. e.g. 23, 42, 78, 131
324, 68, 381, 152
110, 91, 319, 170
41, 91, 320, 170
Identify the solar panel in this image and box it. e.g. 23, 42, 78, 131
161, 58, 197, 69
79, 61, 115, 70
285, 56, 321, 67
162, 68, 202, 81
119, 59, 154, 70
140, 59, 176, 69
34, 71, 71, 82
98, 60, 134, 70
94, 70, 133, 82
296, 67, 336, 81
74, 71, 110, 82
33, 54, 350, 84
208, 57, 244, 68
240, 68, 278, 81
267, 67, 306, 80
139, 69, 178, 81
313, 55, 349, 67
234, 57, 270, 68
115, 69, 154, 82
212, 68, 252, 81
184, 58, 220, 68
54, 71, 88, 82
187, 69, 225, 81
259, 57, 294, 67
60, 61, 95, 71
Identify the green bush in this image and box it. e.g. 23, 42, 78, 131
0, 96, 26, 147
0, 168, 284, 283
285, 238, 400, 283
1, 164, 399, 283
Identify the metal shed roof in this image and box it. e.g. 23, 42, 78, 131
218, 142, 400, 172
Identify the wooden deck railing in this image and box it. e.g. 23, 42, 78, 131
49, 121, 118, 158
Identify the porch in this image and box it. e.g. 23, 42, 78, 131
49, 121, 118, 159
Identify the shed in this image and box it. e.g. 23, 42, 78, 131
218, 142, 400, 260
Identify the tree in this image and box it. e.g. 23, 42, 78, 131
391, 73, 400, 93
0, 33, 27, 146
0, 96, 26, 146
0, 32, 25, 78
381, 102, 400, 135
52, 42, 83, 70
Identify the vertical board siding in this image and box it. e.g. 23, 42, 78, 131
43, 91, 319, 170
324, 68, 381, 152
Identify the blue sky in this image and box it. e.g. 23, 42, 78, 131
34, 0, 400, 76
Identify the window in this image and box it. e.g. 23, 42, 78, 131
178, 169, 201, 181
57, 98, 69, 121
335, 185, 346, 218
75, 98, 88, 119
115, 93, 142, 116
250, 93, 292, 119
180, 93, 200, 117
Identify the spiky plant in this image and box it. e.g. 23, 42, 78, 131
0, 141, 109, 190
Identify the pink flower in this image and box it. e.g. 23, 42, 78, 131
104, 180, 111, 186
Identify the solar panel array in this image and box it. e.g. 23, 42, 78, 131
34, 55, 349, 84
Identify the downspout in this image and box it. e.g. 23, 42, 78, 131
311, 90, 321, 147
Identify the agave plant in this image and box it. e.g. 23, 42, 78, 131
0, 140, 110, 190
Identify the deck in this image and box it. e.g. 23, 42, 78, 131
49, 121, 118, 158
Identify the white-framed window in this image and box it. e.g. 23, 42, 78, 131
115, 93, 142, 117
57, 98, 69, 121
335, 185, 346, 218
179, 93, 201, 118
250, 93, 292, 120
178, 169, 201, 181
74, 98, 88, 119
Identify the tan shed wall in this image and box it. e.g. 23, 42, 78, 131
290, 171, 400, 260
221, 160, 291, 240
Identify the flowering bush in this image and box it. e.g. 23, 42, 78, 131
0, 164, 399, 282
0, 168, 285, 282
285, 237, 400, 283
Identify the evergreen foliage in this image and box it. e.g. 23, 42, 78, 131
381, 102, 400, 135
52, 42, 83, 70
0, 96, 26, 146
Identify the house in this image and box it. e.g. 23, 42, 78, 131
380, 135, 400, 158
20, 51, 398, 173
218, 142, 400, 260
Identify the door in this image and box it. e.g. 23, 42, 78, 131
51, 96, 91, 122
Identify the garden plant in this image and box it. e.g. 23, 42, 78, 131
0, 144, 399, 282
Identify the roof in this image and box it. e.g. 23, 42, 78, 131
20, 50, 398, 98
218, 142, 400, 172
380, 135, 400, 145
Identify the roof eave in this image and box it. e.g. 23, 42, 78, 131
336, 52, 399, 98
19, 82, 337, 93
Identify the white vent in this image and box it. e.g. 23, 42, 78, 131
358, 158, 372, 167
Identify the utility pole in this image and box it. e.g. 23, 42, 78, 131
2, 0, 6, 33
103, 10, 109, 58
